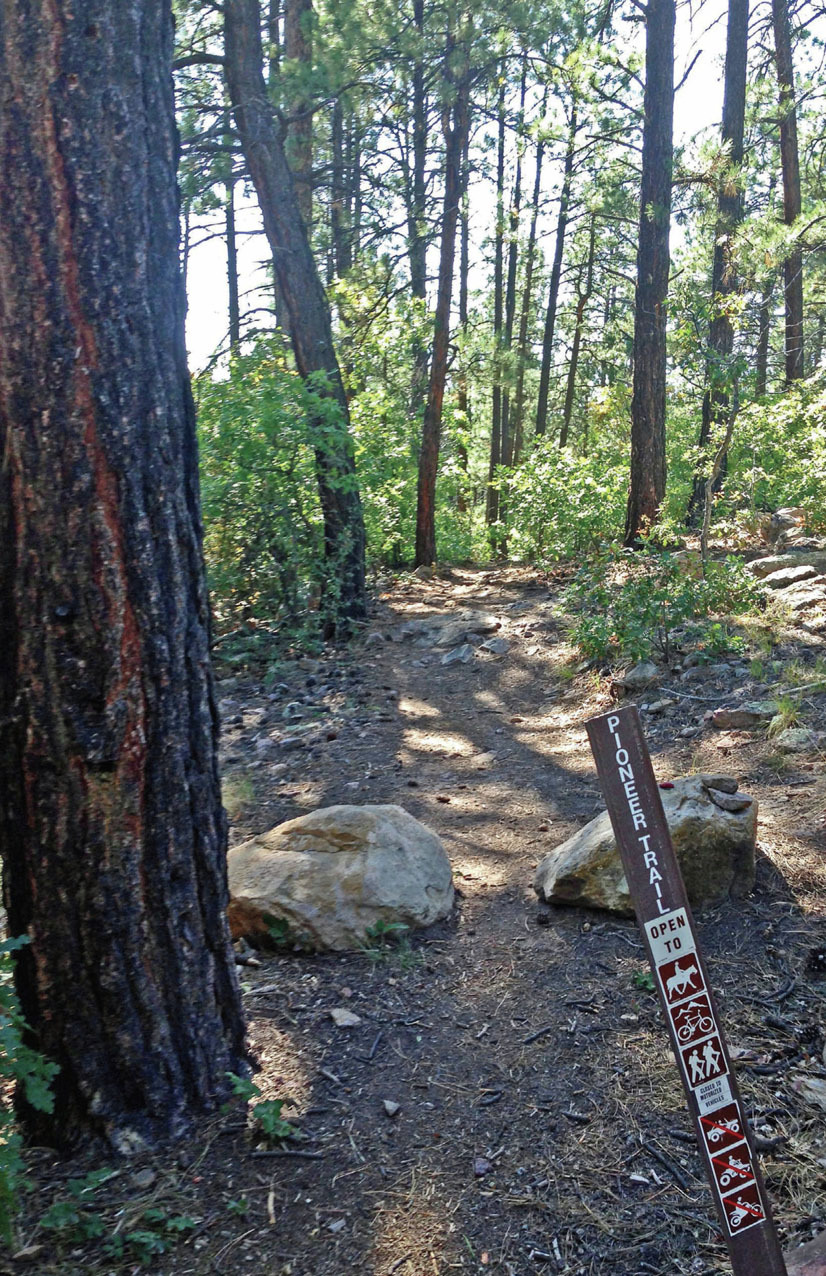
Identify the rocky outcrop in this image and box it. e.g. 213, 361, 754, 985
534, 774, 756, 916
227, 805, 454, 950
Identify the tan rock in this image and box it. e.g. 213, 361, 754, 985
227, 804, 454, 950
534, 775, 756, 916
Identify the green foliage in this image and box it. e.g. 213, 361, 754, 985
632, 971, 655, 992
226, 1074, 299, 1143
726, 374, 826, 522
503, 431, 629, 563
0, 935, 59, 1244
363, 919, 409, 948
196, 336, 324, 630
565, 549, 764, 665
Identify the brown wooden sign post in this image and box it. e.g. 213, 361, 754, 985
586, 705, 787, 1275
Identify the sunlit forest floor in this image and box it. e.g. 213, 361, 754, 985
14, 565, 826, 1276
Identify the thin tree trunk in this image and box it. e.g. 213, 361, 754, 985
0, 0, 247, 1148
535, 97, 578, 437
268, 0, 281, 90
408, 0, 429, 402
485, 82, 506, 529
456, 125, 471, 511
755, 277, 774, 395
686, 0, 749, 524
225, 0, 366, 627
624, 0, 675, 546
330, 98, 351, 277
500, 56, 528, 473
512, 91, 548, 465
414, 28, 471, 567
226, 169, 241, 348
284, 0, 313, 229
560, 217, 596, 448
772, 0, 804, 381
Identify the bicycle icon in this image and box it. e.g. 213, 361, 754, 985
673, 997, 715, 1043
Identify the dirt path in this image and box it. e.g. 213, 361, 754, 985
16, 568, 826, 1276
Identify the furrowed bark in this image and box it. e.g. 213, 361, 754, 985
624, 0, 675, 546
0, 0, 247, 1149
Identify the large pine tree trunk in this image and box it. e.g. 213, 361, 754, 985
0, 0, 247, 1149
414, 29, 471, 567
686, 0, 749, 524
225, 0, 367, 628
535, 98, 578, 437
624, 0, 675, 546
771, 0, 804, 381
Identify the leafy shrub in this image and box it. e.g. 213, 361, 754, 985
196, 336, 323, 629
502, 436, 629, 563
1, 935, 59, 1243
565, 549, 764, 665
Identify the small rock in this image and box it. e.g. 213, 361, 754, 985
698, 774, 739, 793
481, 636, 510, 655
413, 564, 435, 579
615, 661, 659, 692
645, 698, 675, 714
132, 1169, 156, 1190
279, 736, 306, 750
763, 564, 819, 590
711, 702, 776, 730
382, 1100, 401, 1118
775, 727, 821, 753
707, 789, 753, 813
473, 1156, 493, 1178
329, 1008, 362, 1028
282, 702, 304, 721
441, 643, 474, 666
328, 1218, 346, 1234
364, 632, 385, 647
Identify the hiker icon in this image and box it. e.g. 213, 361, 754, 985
685, 1034, 724, 1086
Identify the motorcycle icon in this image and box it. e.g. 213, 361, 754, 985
719, 1156, 751, 1188
728, 1195, 760, 1229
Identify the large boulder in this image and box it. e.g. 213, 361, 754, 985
227, 805, 454, 950
534, 775, 756, 917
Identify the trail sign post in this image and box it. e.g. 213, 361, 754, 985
586, 705, 787, 1275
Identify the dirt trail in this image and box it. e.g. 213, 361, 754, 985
17, 568, 826, 1276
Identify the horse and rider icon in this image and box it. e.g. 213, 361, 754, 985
683, 1034, 725, 1086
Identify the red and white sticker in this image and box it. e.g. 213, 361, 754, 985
680, 1033, 726, 1090
709, 1141, 755, 1195
720, 1182, 766, 1234
669, 992, 716, 1047
700, 1102, 744, 1153
658, 954, 705, 1005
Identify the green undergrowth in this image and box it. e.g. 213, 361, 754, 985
564, 548, 765, 666
1, 935, 59, 1245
